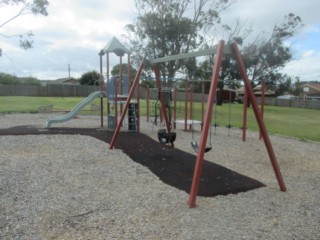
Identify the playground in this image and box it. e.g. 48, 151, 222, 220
1, 39, 319, 238
0, 113, 319, 239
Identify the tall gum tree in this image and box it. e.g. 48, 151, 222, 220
124, 0, 231, 86
218, 13, 303, 92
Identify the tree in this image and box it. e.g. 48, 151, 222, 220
111, 63, 137, 81
125, 0, 230, 86
238, 13, 303, 88
0, 0, 49, 50
197, 13, 303, 92
140, 79, 156, 89
273, 74, 292, 96
291, 77, 303, 96
79, 71, 100, 86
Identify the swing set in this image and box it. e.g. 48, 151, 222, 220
109, 40, 286, 208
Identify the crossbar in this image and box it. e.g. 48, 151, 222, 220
149, 45, 232, 64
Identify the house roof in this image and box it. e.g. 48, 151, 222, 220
41, 78, 79, 84
302, 83, 320, 91
53, 78, 78, 84
237, 85, 275, 95
100, 37, 130, 56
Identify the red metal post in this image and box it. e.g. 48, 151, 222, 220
120, 56, 123, 94
201, 81, 205, 124
231, 42, 286, 192
128, 54, 131, 93
189, 84, 193, 130
137, 80, 140, 133
242, 88, 248, 141
173, 85, 177, 129
120, 56, 123, 115
188, 40, 225, 208
154, 65, 174, 147
109, 59, 145, 149
146, 84, 150, 122
99, 52, 104, 127
184, 79, 188, 131
114, 76, 118, 128
259, 79, 266, 140
107, 53, 110, 115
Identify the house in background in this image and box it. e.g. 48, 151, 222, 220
301, 83, 320, 100
237, 84, 276, 102
41, 77, 80, 86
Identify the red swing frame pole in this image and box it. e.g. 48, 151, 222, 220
109, 59, 145, 149
99, 52, 104, 127
189, 41, 286, 208
153, 65, 174, 147
259, 79, 266, 140
242, 86, 248, 141
231, 43, 286, 192
188, 40, 225, 208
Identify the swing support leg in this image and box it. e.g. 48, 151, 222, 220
188, 41, 225, 208
109, 59, 144, 149
188, 41, 286, 208
231, 43, 286, 192
154, 65, 174, 147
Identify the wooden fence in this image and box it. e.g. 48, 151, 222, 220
0, 84, 98, 97
1, 84, 320, 110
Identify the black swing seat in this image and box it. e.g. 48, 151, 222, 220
191, 140, 212, 153
158, 129, 176, 144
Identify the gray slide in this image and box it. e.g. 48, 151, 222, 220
46, 91, 105, 128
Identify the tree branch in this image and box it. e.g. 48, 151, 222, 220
0, 3, 32, 29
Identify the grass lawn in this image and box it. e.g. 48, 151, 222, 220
0, 96, 102, 113
1, 96, 320, 142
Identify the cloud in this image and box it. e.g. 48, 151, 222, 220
0, 1, 133, 79
302, 50, 314, 58
282, 49, 320, 81
0, 0, 319, 81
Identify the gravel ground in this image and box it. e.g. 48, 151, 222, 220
0, 113, 319, 239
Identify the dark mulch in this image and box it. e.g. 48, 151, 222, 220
0, 126, 265, 197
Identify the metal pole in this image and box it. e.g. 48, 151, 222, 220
228, 90, 232, 136
188, 40, 225, 208
184, 79, 188, 131
146, 84, 150, 122
173, 85, 177, 129
107, 53, 110, 115
242, 88, 248, 141
231, 42, 286, 192
137, 79, 140, 133
114, 76, 118, 128
201, 81, 205, 126
99, 52, 104, 127
154, 65, 174, 147
109, 59, 144, 149
128, 54, 131, 93
259, 80, 266, 140
189, 84, 193, 131
120, 56, 123, 115
155, 69, 166, 126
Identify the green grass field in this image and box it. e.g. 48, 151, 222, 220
1, 96, 320, 142
0, 96, 103, 113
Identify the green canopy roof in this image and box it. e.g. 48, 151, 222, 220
100, 37, 130, 56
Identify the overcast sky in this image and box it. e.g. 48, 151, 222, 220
0, 0, 319, 81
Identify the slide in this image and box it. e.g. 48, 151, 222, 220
46, 91, 106, 128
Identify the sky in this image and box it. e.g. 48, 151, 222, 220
0, 0, 319, 82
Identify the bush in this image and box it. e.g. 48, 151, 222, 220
79, 71, 101, 85
0, 72, 40, 85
